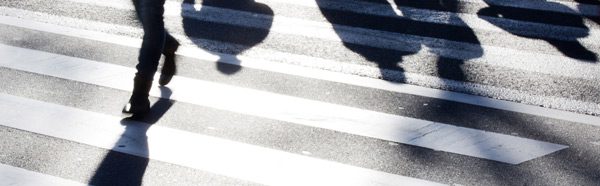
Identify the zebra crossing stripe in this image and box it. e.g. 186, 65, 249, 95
4, 6, 598, 82
65, 0, 600, 17
0, 13, 599, 125
0, 163, 87, 186
59, 0, 600, 50
0, 93, 446, 186
0, 43, 568, 164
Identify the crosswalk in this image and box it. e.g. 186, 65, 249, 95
1, 0, 599, 185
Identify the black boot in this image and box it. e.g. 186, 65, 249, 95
123, 75, 152, 115
159, 40, 180, 86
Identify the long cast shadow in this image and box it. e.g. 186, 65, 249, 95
316, 0, 410, 82
89, 87, 175, 186
575, 0, 600, 26
347, 1, 598, 184
393, 1, 599, 184
316, 0, 483, 83
397, 0, 484, 82
478, 0, 597, 62
316, 0, 485, 174
313, 0, 597, 184
181, 0, 273, 74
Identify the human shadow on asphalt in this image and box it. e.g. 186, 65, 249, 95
571, 0, 600, 25
315, 0, 483, 83
396, 1, 599, 184
316, 0, 600, 185
89, 87, 175, 186
574, 0, 600, 25
478, 0, 597, 62
315, 0, 484, 178
181, 0, 273, 74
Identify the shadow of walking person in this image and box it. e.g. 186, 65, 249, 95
90, 87, 175, 186
316, 0, 412, 82
478, 0, 597, 62
181, 0, 273, 74
316, 0, 484, 83
574, 0, 600, 26
317, 0, 485, 166
396, 0, 485, 161
395, 0, 484, 82
88, 121, 150, 186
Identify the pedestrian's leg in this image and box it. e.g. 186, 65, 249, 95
136, 0, 167, 79
159, 33, 180, 86
124, 0, 167, 115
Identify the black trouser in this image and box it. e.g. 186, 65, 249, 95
134, 0, 178, 80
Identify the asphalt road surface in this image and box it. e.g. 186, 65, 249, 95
0, 0, 599, 185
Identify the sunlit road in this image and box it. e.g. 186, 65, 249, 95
1, 0, 600, 185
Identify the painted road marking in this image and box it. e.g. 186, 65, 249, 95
0, 15, 598, 126
0, 44, 569, 164
0, 93, 446, 186
55, 0, 600, 57
0, 164, 87, 186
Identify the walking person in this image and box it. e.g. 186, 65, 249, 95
123, 0, 180, 116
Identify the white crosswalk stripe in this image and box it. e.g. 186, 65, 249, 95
0, 44, 569, 164
0, 93, 446, 186
1, 0, 599, 185
1, 0, 599, 115
2, 11, 600, 121
0, 164, 87, 186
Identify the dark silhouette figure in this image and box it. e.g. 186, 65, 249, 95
575, 0, 600, 26
181, 0, 273, 74
88, 121, 150, 186
316, 0, 486, 172
316, 0, 483, 82
577, 0, 600, 20
91, 87, 174, 186
123, 0, 181, 116
315, 0, 410, 82
478, 0, 597, 62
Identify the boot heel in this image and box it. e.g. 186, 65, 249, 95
159, 41, 179, 86
123, 75, 152, 115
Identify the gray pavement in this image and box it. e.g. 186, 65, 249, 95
0, 0, 599, 185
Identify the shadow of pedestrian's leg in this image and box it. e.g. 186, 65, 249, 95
315, 0, 413, 82
88, 121, 150, 186
90, 87, 174, 185
478, 1, 597, 62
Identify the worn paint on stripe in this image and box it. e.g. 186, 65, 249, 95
0, 16, 599, 125
66, 0, 600, 17
281, 0, 600, 16
3, 4, 599, 82
2, 7, 599, 82
60, 0, 600, 47
0, 44, 569, 164
0, 164, 87, 186
0, 94, 445, 186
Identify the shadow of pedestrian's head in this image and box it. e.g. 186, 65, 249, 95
181, 0, 274, 75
